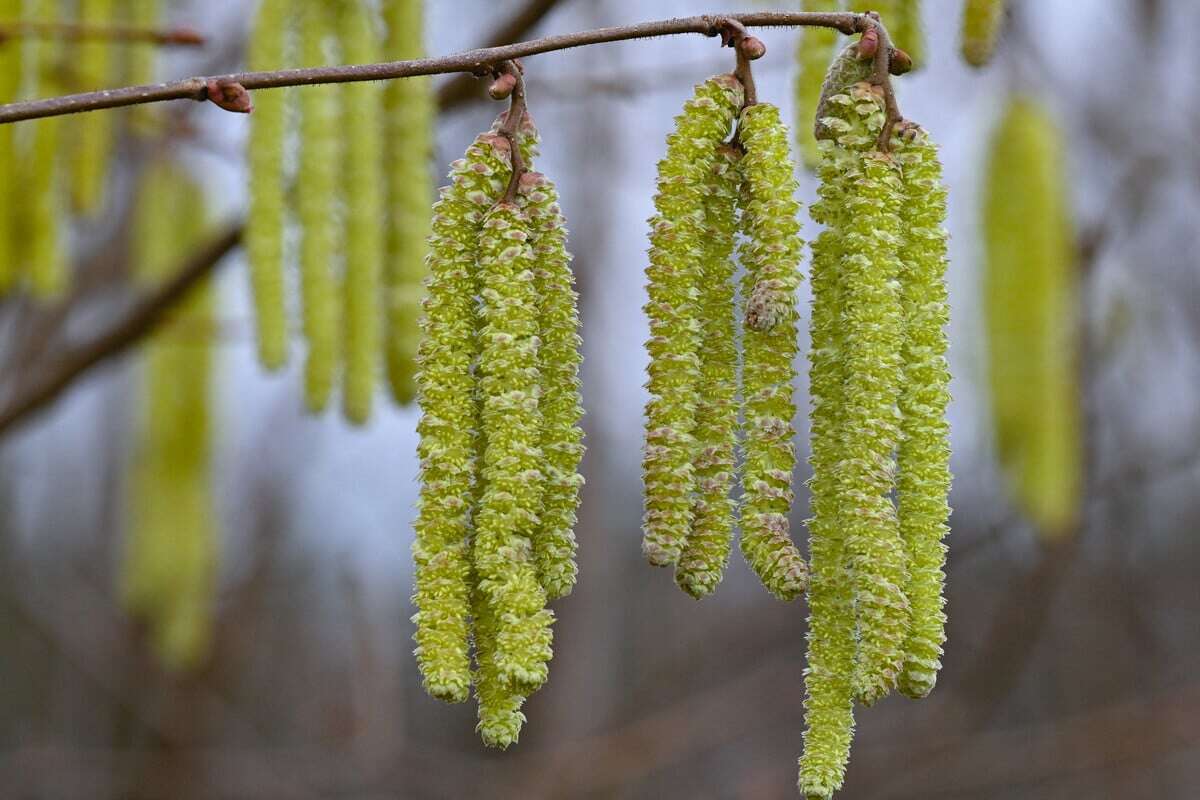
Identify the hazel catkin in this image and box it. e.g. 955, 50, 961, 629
793, 0, 841, 170
0, 0, 21, 294
961, 0, 1007, 67
72, 0, 115, 215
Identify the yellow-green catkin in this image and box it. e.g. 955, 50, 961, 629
297, 0, 338, 411
642, 75, 743, 568
674, 146, 739, 599
737, 103, 809, 603
829, 86, 910, 708
895, 129, 952, 699
517, 172, 585, 601
245, 0, 290, 370
472, 202, 554, 698
338, 0, 385, 424
412, 132, 513, 704
891, 0, 924, 69
793, 0, 841, 170
471, 584, 527, 748
382, 0, 434, 406
961, 0, 1006, 67
24, 0, 67, 298
983, 97, 1080, 540
124, 160, 216, 671
0, 0, 22, 294
72, 0, 115, 214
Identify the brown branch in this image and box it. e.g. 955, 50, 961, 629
0, 12, 872, 124
863, 13, 904, 150
0, 224, 242, 436
496, 62, 529, 204
0, 21, 205, 47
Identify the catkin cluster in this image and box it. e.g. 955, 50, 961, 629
245, 0, 435, 423
412, 117, 584, 748
641, 76, 809, 602
799, 82, 951, 800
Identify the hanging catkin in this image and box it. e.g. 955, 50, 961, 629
382, 0, 435, 406
673, 145, 740, 599
73, 0, 115, 214
983, 97, 1080, 540
25, 0, 67, 298
127, 0, 159, 85
412, 132, 513, 704
793, 0, 840, 170
123, 160, 216, 671
338, 0, 385, 424
894, 129, 951, 699
961, 0, 1006, 67
517, 172, 585, 601
297, 0, 339, 411
737, 102, 809, 602
0, 0, 21, 293
245, 0, 290, 369
641, 75, 743, 568
891, 0, 924, 69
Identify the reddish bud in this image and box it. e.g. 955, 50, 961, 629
489, 72, 518, 100
205, 80, 253, 114
858, 28, 880, 59
890, 48, 914, 75
739, 36, 767, 61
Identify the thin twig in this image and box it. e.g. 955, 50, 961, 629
0, 12, 874, 124
0, 225, 242, 436
0, 20, 205, 47
496, 62, 529, 204
864, 13, 904, 149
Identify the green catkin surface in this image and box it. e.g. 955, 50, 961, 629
892, 0, 924, 69
674, 146, 739, 599
471, 584, 527, 748
517, 173, 585, 601
813, 43, 877, 146
961, 0, 1006, 67
737, 103, 809, 602
793, 0, 840, 170
412, 133, 513, 703
73, 0, 115, 214
339, 0, 385, 424
124, 161, 216, 671
642, 75, 743, 568
245, 0, 290, 369
799, 118, 859, 800
382, 0, 434, 406
0, 0, 21, 293
472, 202, 554, 696
894, 130, 952, 699
831, 88, 911, 708
25, 0, 67, 299
983, 97, 1080, 540
297, 1, 339, 412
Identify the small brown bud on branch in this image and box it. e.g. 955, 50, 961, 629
205, 80, 253, 114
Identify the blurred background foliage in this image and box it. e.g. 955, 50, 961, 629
1, 0, 1198, 797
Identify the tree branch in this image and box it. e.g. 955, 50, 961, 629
0, 225, 242, 436
0, 21, 205, 47
0, 12, 871, 124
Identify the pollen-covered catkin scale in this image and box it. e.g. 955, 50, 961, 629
297, 0, 339, 412
983, 97, 1081, 540
961, 0, 1007, 67
72, 0, 115, 214
472, 202, 554, 695
517, 172, 585, 601
793, 0, 840, 170
894, 128, 952, 700
472, 585, 528, 748
338, 0, 385, 424
245, 0, 289, 369
737, 102, 809, 603
0, 0, 21, 293
813, 43, 877, 146
674, 146, 740, 599
642, 75, 743, 568
382, 0, 435, 406
830, 86, 911, 707
412, 133, 515, 703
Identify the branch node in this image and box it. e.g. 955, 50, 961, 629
204, 80, 253, 114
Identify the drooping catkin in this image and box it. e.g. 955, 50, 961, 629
412, 132, 513, 703
517, 172, 585, 601
641, 75, 743, 568
297, 1, 339, 411
983, 97, 1080, 540
827, 86, 910, 708
245, 0, 290, 370
793, 0, 840, 170
338, 0, 385, 425
471, 584, 527, 748
124, 160, 216, 671
737, 102, 809, 603
891, 0, 924, 69
674, 146, 740, 600
0, 0, 22, 293
24, 0, 67, 298
472, 202, 554, 696
127, 0, 160, 85
72, 0, 116, 214
894, 129, 952, 700
961, 0, 1007, 67
382, 0, 435, 406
